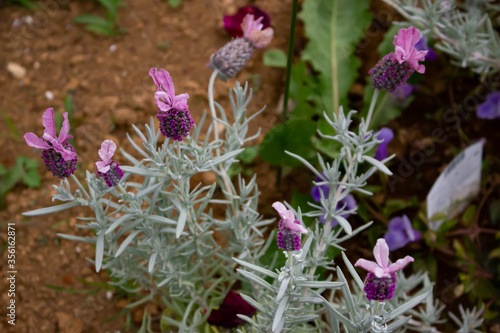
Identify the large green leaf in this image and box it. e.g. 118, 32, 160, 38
299, 0, 372, 115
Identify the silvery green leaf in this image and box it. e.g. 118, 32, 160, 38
148, 252, 157, 273
233, 257, 279, 279
362, 155, 392, 175
341, 252, 364, 290
115, 230, 141, 257
135, 182, 163, 199
286, 314, 319, 324
105, 214, 132, 234
285, 151, 323, 179
272, 295, 289, 332
239, 293, 266, 313
176, 209, 187, 238
387, 288, 433, 321
120, 166, 166, 177
236, 314, 256, 326
337, 268, 356, 317
95, 231, 104, 272
386, 315, 411, 331
277, 276, 291, 301
295, 281, 344, 289
334, 215, 352, 235
237, 269, 274, 292
22, 201, 80, 216
148, 215, 177, 225
126, 133, 149, 158
310, 290, 357, 331
56, 233, 95, 243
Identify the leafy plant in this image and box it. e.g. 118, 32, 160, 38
0, 156, 41, 201
74, 0, 126, 36
4, 0, 37, 9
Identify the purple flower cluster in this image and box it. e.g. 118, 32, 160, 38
95, 140, 123, 188
24, 108, 78, 178
149, 68, 194, 141
384, 215, 422, 251
477, 92, 500, 119
374, 127, 394, 161
273, 202, 308, 252
355, 239, 414, 302
370, 27, 427, 92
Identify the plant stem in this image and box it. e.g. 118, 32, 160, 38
282, 0, 299, 123
70, 174, 90, 200
364, 89, 380, 132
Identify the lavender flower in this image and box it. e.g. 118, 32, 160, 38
355, 239, 414, 301
223, 6, 270, 38
210, 14, 274, 80
311, 178, 357, 227
477, 92, 500, 119
374, 127, 394, 161
415, 35, 438, 61
369, 27, 428, 92
149, 68, 194, 141
384, 215, 422, 251
96, 140, 123, 188
273, 202, 308, 252
24, 108, 78, 178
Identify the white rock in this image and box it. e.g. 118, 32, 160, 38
7, 62, 27, 79
109, 44, 117, 52
45, 91, 54, 101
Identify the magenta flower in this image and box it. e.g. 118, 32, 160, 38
369, 27, 427, 92
384, 215, 422, 251
207, 291, 256, 328
223, 6, 270, 38
374, 127, 394, 161
149, 68, 194, 141
273, 202, 307, 252
355, 239, 414, 301
477, 92, 500, 119
95, 140, 123, 187
24, 108, 78, 178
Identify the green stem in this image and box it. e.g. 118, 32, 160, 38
364, 89, 380, 132
282, 0, 299, 123
70, 174, 90, 200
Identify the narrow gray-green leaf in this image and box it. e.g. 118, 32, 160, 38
23, 201, 80, 216
362, 155, 393, 175
272, 295, 289, 332
341, 252, 364, 290
105, 214, 132, 234
95, 232, 104, 272
233, 257, 279, 279
176, 209, 187, 238
148, 252, 157, 273
387, 288, 432, 321
115, 230, 141, 257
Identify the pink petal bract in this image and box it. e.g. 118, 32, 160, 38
24, 132, 50, 150
95, 160, 110, 173
149, 68, 189, 112
393, 27, 428, 73
42, 108, 56, 141
98, 140, 116, 168
373, 238, 390, 269
223, 6, 270, 38
387, 256, 414, 274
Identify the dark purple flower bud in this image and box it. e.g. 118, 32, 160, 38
363, 272, 397, 301
207, 291, 256, 328
384, 215, 422, 251
157, 109, 195, 141
42, 142, 78, 178
374, 127, 394, 161
273, 202, 308, 252
96, 140, 124, 187
223, 6, 270, 38
477, 92, 500, 119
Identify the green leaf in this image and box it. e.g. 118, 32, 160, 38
74, 14, 110, 26
238, 146, 259, 164
263, 49, 287, 68
0, 164, 7, 176
22, 168, 41, 188
0, 157, 24, 196
299, 0, 372, 114
462, 205, 476, 226
169, 0, 181, 7
259, 117, 316, 167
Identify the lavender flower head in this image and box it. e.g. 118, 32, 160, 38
374, 127, 394, 161
477, 91, 500, 119
311, 177, 357, 226
24, 108, 78, 178
369, 27, 427, 92
210, 14, 274, 80
355, 239, 414, 301
96, 140, 123, 188
149, 68, 194, 141
384, 215, 422, 251
272, 202, 308, 252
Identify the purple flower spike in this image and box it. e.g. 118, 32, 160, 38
374, 127, 394, 161
415, 35, 438, 61
384, 215, 422, 251
223, 6, 270, 38
477, 92, 500, 119
24, 108, 78, 178
273, 202, 307, 252
96, 140, 123, 188
149, 68, 194, 140
369, 27, 427, 92
207, 291, 256, 328
355, 239, 414, 301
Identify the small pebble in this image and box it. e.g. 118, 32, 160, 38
45, 91, 54, 101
